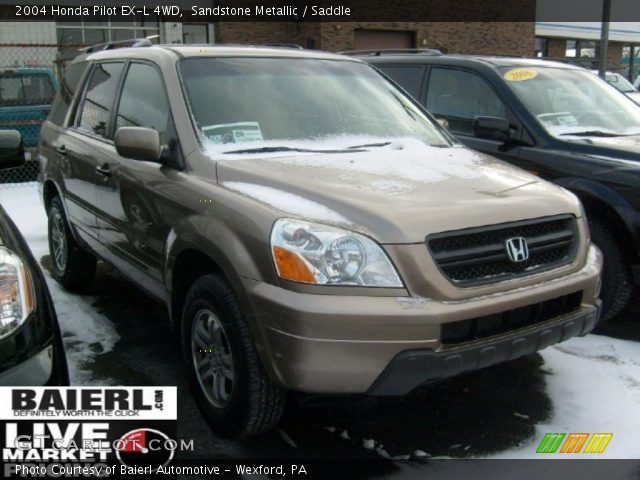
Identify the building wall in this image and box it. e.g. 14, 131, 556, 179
214, 22, 536, 56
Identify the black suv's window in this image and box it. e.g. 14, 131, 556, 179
426, 68, 506, 134
378, 65, 424, 99
115, 63, 170, 141
77, 62, 124, 139
49, 62, 87, 126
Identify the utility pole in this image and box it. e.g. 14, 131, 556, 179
598, 0, 611, 79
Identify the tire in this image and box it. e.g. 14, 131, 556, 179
47, 196, 96, 290
589, 217, 634, 323
182, 274, 286, 437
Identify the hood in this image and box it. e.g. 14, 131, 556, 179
216, 144, 582, 243
562, 133, 640, 157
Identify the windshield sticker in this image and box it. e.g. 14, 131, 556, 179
202, 122, 264, 144
537, 112, 579, 127
504, 68, 538, 82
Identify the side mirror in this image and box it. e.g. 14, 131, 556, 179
114, 127, 161, 162
0, 130, 25, 170
473, 116, 510, 142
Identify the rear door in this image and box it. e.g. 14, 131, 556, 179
60, 61, 125, 243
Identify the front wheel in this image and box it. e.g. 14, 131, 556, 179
182, 274, 286, 437
589, 217, 634, 323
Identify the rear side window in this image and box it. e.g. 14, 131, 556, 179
426, 67, 506, 134
377, 65, 424, 99
0, 72, 55, 107
115, 63, 170, 141
77, 62, 124, 139
49, 62, 87, 126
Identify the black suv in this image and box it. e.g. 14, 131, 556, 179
355, 51, 640, 322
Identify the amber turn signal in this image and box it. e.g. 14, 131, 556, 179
272, 246, 316, 284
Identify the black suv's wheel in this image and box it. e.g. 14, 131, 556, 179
182, 274, 286, 437
47, 196, 96, 289
589, 217, 633, 323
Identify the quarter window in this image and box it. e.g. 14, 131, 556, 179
77, 62, 124, 138
115, 63, 170, 141
426, 68, 506, 134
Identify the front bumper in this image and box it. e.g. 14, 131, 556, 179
244, 246, 602, 395
0, 345, 54, 386
368, 303, 600, 395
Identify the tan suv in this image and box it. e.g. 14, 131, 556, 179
39, 43, 602, 437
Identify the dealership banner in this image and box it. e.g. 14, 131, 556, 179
0, 387, 178, 477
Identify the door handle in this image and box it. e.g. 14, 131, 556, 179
95, 163, 112, 177
54, 145, 67, 156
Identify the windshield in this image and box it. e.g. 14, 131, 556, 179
606, 73, 636, 93
179, 57, 450, 153
501, 66, 640, 137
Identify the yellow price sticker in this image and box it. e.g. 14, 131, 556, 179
504, 68, 538, 82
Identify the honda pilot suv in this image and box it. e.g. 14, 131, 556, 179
39, 44, 601, 437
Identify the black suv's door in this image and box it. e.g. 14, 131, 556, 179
424, 67, 524, 162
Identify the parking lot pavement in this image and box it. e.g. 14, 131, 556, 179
2, 184, 640, 462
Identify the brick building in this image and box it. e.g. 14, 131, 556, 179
214, 22, 536, 56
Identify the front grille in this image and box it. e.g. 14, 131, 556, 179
427, 215, 578, 287
441, 291, 583, 345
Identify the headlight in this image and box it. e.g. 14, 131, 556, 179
270, 219, 403, 287
0, 247, 36, 339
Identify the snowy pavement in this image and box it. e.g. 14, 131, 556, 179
1, 183, 639, 461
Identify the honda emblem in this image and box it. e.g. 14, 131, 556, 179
505, 237, 529, 262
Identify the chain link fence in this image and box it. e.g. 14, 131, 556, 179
0, 43, 77, 188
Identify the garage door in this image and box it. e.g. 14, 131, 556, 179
353, 30, 415, 50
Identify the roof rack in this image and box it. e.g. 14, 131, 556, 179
80, 38, 153, 54
340, 48, 442, 56
263, 43, 304, 49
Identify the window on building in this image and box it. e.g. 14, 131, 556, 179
566, 40, 577, 58
426, 68, 506, 134
115, 63, 170, 141
535, 37, 548, 58
182, 24, 209, 44
56, 16, 159, 48
77, 62, 124, 138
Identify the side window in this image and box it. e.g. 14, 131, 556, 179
77, 62, 124, 138
115, 63, 170, 141
377, 65, 424, 99
49, 62, 87, 126
426, 68, 506, 134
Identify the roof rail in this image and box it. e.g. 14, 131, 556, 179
263, 44, 304, 49
80, 38, 153, 54
340, 48, 442, 56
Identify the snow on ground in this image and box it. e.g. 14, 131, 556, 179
489, 334, 640, 459
1, 184, 639, 459
0, 184, 119, 384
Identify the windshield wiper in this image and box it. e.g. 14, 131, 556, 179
347, 141, 392, 149
222, 146, 358, 154
559, 130, 627, 137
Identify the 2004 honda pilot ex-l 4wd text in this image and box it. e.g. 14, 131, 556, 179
38, 44, 602, 437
